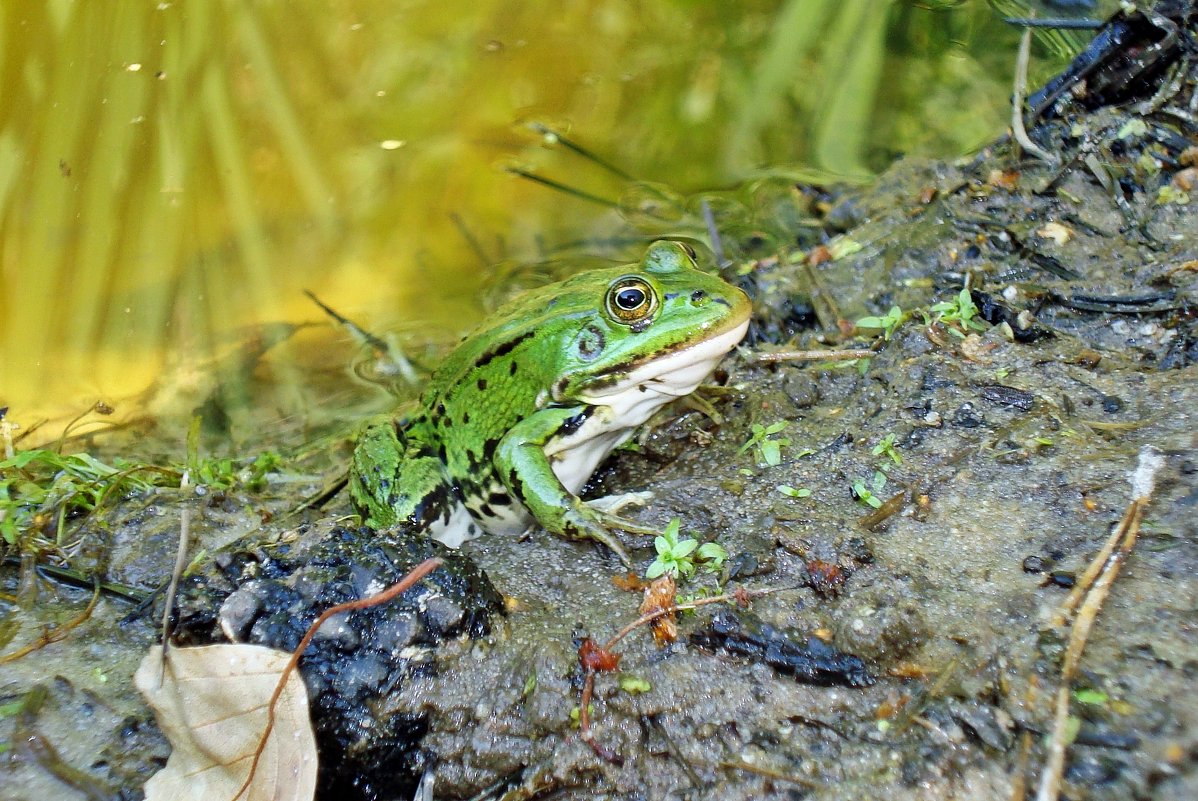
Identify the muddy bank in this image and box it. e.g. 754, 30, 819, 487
2, 5, 1197, 800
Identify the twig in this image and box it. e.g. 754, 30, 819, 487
754, 348, 875, 363
159, 470, 191, 682
719, 759, 816, 787
232, 557, 443, 801
1012, 21, 1058, 166
1003, 17, 1102, 30
505, 167, 619, 208
528, 123, 633, 180
700, 198, 728, 268
305, 289, 421, 386
1034, 446, 1164, 801
449, 212, 493, 267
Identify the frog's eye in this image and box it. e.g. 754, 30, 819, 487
605, 276, 658, 325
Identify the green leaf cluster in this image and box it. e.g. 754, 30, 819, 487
856, 305, 904, 340
929, 288, 986, 335
851, 470, 888, 509
645, 519, 728, 580
739, 421, 790, 467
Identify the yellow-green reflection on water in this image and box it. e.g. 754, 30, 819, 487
0, 1, 1078, 437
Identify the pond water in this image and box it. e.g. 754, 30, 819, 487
0, 0, 1089, 439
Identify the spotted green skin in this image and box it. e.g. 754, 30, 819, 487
349, 241, 752, 564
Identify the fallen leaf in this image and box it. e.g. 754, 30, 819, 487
986, 169, 1020, 190
1172, 166, 1198, 192
639, 574, 678, 645
1037, 221, 1073, 246
611, 572, 646, 593
135, 644, 317, 801
579, 638, 621, 672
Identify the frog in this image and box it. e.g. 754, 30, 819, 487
349, 240, 752, 566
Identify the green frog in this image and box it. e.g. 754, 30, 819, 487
349, 240, 752, 566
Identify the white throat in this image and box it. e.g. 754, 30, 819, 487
546, 317, 750, 494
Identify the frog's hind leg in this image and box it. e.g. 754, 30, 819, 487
350, 418, 455, 533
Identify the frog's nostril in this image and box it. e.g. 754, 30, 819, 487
690, 290, 707, 303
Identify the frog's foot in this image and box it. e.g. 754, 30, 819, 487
586, 490, 654, 516
561, 507, 633, 568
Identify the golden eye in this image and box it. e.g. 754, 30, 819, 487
605, 276, 657, 324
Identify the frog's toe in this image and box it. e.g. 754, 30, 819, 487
562, 510, 633, 567
594, 510, 660, 537
586, 490, 654, 515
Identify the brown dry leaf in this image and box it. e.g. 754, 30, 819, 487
639, 574, 678, 645
1172, 166, 1198, 191
1036, 221, 1073, 246
134, 644, 317, 801
959, 333, 996, 362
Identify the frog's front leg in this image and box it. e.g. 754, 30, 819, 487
495, 406, 636, 567
350, 418, 453, 532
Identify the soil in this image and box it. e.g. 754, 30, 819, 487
2, 5, 1196, 801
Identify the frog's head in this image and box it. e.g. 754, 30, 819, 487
552, 240, 751, 418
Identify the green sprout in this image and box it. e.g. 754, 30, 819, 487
569, 704, 595, 727
1073, 688, 1109, 706
871, 433, 902, 466
856, 305, 904, 340
739, 421, 790, 467
645, 518, 727, 580
851, 471, 888, 509
929, 287, 987, 336
777, 485, 811, 498
618, 675, 652, 694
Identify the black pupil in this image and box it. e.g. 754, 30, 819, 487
616, 287, 645, 310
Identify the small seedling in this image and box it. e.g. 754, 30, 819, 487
618, 675, 652, 694
851, 471, 888, 509
645, 519, 727, 579
1072, 688, 1109, 706
777, 485, 811, 498
697, 542, 728, 573
872, 433, 902, 466
930, 287, 986, 336
856, 305, 904, 340
739, 421, 790, 467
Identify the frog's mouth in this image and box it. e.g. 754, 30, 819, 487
577, 314, 750, 427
